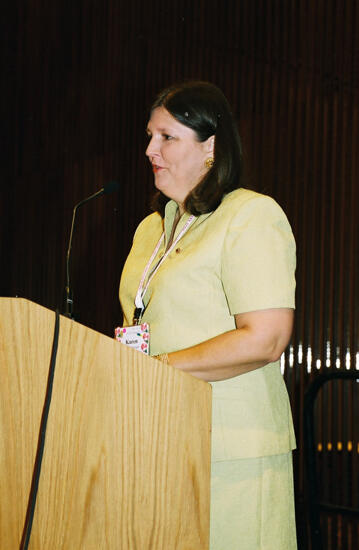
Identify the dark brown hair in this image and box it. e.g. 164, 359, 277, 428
149, 81, 243, 216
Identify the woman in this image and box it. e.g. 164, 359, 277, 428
119, 81, 297, 549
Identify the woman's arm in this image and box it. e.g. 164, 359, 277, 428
162, 308, 294, 382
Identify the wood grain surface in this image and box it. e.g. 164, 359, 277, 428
0, 298, 56, 549
0, 299, 211, 549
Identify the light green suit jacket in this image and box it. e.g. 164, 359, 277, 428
120, 188, 296, 461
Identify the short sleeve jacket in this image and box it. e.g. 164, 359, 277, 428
120, 188, 296, 460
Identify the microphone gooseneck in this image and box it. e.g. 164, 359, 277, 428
65, 181, 120, 318
103, 180, 121, 195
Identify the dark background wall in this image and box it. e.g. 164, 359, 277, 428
2, 2, 359, 548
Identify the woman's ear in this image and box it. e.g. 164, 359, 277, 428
206, 135, 215, 154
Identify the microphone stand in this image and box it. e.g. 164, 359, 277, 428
64, 182, 119, 318
65, 203, 81, 319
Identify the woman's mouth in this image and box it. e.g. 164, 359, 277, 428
152, 165, 163, 173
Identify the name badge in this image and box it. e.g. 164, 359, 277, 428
115, 323, 150, 355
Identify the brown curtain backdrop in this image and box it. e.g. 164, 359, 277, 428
2, 2, 358, 548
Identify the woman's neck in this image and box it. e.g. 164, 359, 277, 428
178, 203, 185, 216
166, 208, 181, 251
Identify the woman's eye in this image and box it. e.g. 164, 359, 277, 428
163, 134, 173, 141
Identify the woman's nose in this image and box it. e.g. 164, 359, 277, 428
146, 136, 158, 158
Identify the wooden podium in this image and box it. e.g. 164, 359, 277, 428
0, 298, 212, 549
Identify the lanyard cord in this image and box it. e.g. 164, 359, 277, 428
133, 215, 196, 323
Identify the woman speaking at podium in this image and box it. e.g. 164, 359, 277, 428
119, 81, 297, 549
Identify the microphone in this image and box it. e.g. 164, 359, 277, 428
65, 181, 120, 318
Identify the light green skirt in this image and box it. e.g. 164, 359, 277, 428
210, 452, 297, 550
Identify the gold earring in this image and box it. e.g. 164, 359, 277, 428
205, 157, 214, 168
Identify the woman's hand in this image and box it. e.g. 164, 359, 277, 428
163, 308, 294, 382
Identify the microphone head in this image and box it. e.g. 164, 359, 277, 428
103, 180, 120, 195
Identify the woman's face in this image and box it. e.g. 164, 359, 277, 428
146, 107, 213, 211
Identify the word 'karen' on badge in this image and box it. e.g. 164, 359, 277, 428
114, 323, 150, 355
